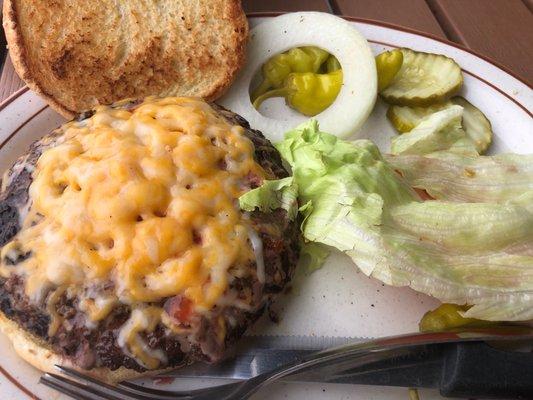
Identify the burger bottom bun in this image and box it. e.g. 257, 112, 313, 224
0, 311, 178, 384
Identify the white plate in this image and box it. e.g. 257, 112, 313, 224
0, 15, 531, 400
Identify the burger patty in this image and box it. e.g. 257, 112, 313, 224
0, 101, 300, 372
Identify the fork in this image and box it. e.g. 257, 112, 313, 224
40, 326, 533, 400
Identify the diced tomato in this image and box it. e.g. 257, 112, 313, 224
164, 295, 193, 324
414, 187, 435, 201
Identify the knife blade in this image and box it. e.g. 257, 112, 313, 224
163, 335, 356, 380
158, 328, 533, 398
163, 330, 532, 380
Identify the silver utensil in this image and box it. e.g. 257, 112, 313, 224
40, 326, 533, 400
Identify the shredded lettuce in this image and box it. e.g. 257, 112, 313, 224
272, 120, 533, 321
239, 176, 298, 220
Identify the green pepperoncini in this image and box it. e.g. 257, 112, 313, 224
375, 49, 403, 92
253, 69, 343, 117
251, 46, 330, 102
251, 47, 343, 117
419, 303, 495, 332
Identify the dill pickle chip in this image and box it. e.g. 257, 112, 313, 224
450, 96, 493, 154
380, 48, 463, 107
387, 102, 452, 133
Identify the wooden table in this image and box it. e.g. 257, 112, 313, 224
0, 0, 531, 102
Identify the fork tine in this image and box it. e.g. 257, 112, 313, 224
57, 364, 230, 400
118, 380, 195, 398
40, 373, 119, 400
52, 367, 155, 400
41, 379, 97, 400
118, 379, 240, 399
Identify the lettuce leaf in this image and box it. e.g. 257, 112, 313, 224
272, 120, 533, 321
299, 242, 331, 273
389, 201, 533, 253
390, 106, 478, 156
386, 152, 533, 211
239, 177, 298, 220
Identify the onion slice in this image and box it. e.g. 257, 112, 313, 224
219, 12, 377, 142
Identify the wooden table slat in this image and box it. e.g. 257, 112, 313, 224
332, 0, 446, 39
0, 56, 25, 100
242, 0, 330, 13
427, 0, 533, 85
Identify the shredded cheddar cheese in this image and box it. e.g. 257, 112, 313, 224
3, 97, 266, 318
117, 307, 167, 369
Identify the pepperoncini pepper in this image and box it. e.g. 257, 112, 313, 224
375, 49, 403, 92
419, 303, 495, 332
251, 46, 330, 102
325, 55, 341, 73
253, 69, 343, 117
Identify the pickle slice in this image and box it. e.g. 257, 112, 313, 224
450, 96, 493, 154
387, 96, 493, 154
387, 102, 451, 133
380, 48, 463, 107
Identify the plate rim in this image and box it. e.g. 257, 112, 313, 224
0, 12, 531, 400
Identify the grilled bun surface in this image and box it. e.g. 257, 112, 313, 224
3, 0, 248, 118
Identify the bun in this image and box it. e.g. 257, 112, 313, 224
3, 0, 248, 118
0, 311, 175, 383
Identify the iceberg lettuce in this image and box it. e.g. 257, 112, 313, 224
386, 152, 533, 211
242, 120, 533, 321
390, 106, 478, 156
300, 242, 331, 273
239, 177, 298, 220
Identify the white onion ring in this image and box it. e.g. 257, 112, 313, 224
219, 12, 377, 142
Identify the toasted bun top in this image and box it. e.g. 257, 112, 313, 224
3, 0, 248, 117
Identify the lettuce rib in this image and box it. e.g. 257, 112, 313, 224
386, 152, 533, 209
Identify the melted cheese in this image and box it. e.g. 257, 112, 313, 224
248, 229, 265, 284
79, 295, 117, 322
117, 307, 167, 369
3, 97, 266, 316
46, 286, 67, 336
